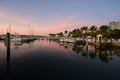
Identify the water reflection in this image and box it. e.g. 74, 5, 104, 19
12, 40, 35, 49
5, 33, 11, 79
6, 41, 10, 79
59, 42, 120, 63
4, 37, 37, 79
2, 39, 120, 64
59, 42, 74, 49
0, 39, 120, 80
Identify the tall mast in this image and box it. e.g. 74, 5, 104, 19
28, 24, 33, 36
7, 24, 11, 33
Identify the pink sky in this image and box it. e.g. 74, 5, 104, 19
0, 10, 73, 35
0, 10, 109, 36
0, 0, 120, 36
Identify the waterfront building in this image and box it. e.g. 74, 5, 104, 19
109, 21, 120, 30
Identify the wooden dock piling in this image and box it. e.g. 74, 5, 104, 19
6, 32, 11, 78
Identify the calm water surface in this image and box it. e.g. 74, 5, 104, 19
0, 40, 120, 80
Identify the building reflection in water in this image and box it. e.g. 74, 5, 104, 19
59, 42, 120, 63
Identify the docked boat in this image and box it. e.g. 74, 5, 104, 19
0, 35, 5, 40
11, 37, 22, 42
59, 38, 75, 43
10, 33, 22, 42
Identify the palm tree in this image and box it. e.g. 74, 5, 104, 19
80, 26, 88, 37
99, 25, 110, 44
89, 25, 98, 42
71, 29, 77, 37
68, 31, 72, 37
58, 32, 63, 37
99, 25, 109, 37
64, 30, 68, 37
76, 28, 82, 37
49, 33, 56, 39
110, 29, 120, 40
80, 26, 88, 43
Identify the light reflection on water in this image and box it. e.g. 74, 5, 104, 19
0, 40, 120, 80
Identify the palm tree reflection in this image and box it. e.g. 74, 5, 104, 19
60, 42, 120, 63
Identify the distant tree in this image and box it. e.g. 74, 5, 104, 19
99, 25, 110, 37
68, 31, 72, 37
81, 26, 88, 31
77, 28, 82, 37
80, 26, 88, 37
110, 29, 120, 40
99, 25, 110, 44
64, 30, 68, 37
89, 25, 97, 37
65, 30, 67, 34
49, 33, 56, 37
72, 29, 77, 37
89, 25, 98, 42
58, 32, 63, 37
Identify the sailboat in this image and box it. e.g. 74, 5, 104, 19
11, 32, 22, 42
0, 35, 5, 40
7, 24, 22, 42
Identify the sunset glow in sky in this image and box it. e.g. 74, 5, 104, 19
0, 0, 120, 35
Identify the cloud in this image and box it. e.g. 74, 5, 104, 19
0, 11, 104, 35
0, 24, 26, 34
0, 10, 41, 35
0, 10, 76, 35
0, 10, 40, 27
39, 17, 76, 35
0, 10, 110, 35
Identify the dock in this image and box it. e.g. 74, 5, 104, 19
88, 41, 120, 49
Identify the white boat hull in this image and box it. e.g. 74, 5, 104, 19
11, 38, 22, 42
59, 38, 75, 43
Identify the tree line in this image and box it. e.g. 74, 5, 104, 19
49, 25, 120, 40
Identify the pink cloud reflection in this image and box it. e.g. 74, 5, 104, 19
40, 40, 72, 53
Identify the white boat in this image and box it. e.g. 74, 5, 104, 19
59, 38, 75, 43
59, 38, 64, 42
0, 35, 5, 40
66, 38, 75, 43
11, 37, 22, 42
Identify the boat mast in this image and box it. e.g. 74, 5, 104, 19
7, 24, 11, 34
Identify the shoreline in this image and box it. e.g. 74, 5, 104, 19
88, 41, 120, 49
